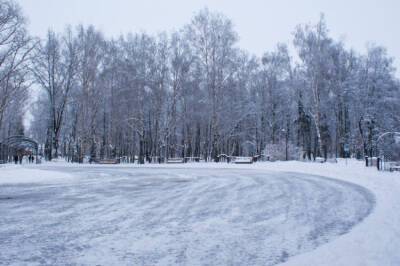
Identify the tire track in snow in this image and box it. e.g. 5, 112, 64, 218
0, 167, 374, 266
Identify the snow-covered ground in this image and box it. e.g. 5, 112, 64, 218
0, 160, 399, 265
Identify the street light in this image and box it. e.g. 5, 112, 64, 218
282, 129, 288, 161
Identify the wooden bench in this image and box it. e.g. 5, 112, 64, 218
96, 159, 120, 164
234, 157, 253, 164
389, 165, 400, 172
167, 158, 185, 164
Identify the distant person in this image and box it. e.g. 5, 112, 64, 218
14, 155, 18, 164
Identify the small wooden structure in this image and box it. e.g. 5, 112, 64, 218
216, 154, 230, 163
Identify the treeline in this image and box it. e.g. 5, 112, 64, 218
1, 1, 399, 162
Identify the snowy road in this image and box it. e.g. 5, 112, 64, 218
0, 165, 374, 266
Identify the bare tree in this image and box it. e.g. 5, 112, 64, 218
0, 0, 35, 133
32, 29, 78, 160
185, 8, 238, 160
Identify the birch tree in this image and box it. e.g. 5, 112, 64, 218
32, 29, 78, 160
0, 0, 34, 133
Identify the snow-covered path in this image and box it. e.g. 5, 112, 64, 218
0, 164, 374, 266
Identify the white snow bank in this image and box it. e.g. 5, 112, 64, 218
266, 160, 400, 266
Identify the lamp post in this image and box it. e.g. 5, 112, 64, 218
282, 129, 288, 161
344, 143, 349, 166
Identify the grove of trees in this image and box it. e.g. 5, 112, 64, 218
1, 0, 399, 162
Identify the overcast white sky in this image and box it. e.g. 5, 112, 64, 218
16, 0, 400, 76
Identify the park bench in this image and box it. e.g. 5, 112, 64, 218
96, 159, 120, 164
388, 162, 400, 172
234, 157, 253, 164
167, 158, 185, 164
390, 166, 400, 172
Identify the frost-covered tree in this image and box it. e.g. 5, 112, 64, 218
185, 8, 239, 160
0, 0, 34, 137
32, 29, 78, 160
